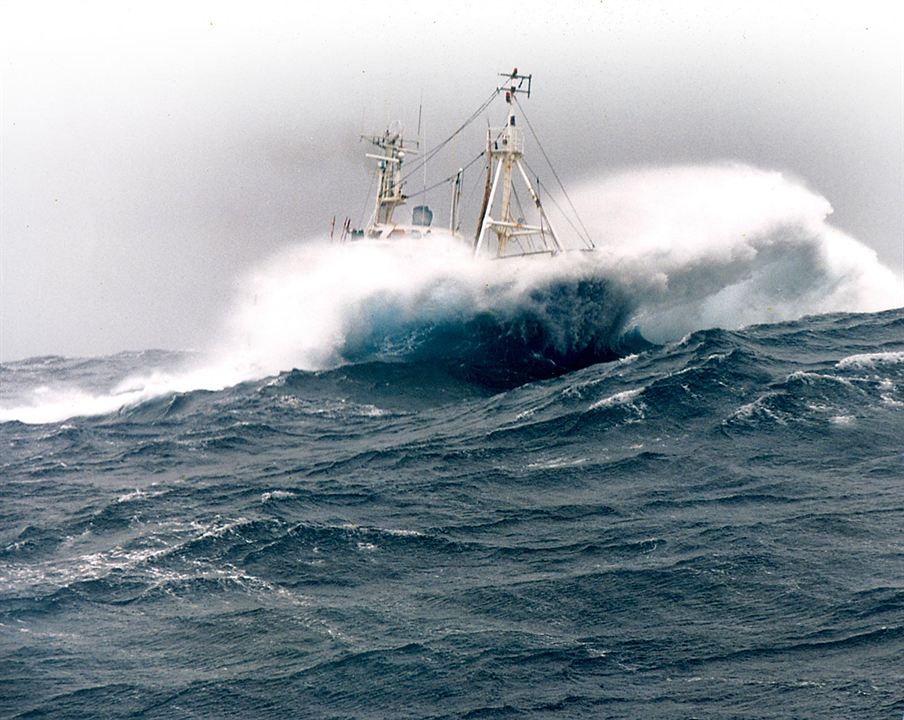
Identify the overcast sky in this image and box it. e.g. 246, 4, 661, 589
1, 0, 902, 361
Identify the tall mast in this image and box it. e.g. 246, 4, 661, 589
364, 129, 415, 236
449, 168, 463, 234
474, 70, 563, 257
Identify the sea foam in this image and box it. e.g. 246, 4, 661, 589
2, 163, 900, 424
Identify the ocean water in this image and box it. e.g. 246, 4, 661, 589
2, 303, 903, 718
2, 164, 904, 718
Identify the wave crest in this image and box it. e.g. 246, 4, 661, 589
2, 162, 901, 423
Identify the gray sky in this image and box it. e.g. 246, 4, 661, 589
2, 0, 902, 361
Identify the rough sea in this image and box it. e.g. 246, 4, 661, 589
2, 165, 903, 718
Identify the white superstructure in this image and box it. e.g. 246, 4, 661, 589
334, 69, 594, 258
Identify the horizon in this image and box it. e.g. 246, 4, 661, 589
2, 0, 902, 361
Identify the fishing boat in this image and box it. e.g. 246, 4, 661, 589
333, 70, 595, 258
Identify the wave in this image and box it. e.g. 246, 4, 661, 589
570, 162, 901, 342
836, 350, 904, 370
1, 163, 900, 424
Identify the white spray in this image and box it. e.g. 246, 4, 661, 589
2, 163, 900, 423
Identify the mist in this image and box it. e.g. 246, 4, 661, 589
2, 0, 902, 362
3, 158, 900, 424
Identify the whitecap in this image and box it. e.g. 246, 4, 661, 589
261, 490, 297, 503
836, 351, 904, 370
588, 388, 642, 411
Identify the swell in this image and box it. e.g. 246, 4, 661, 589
340, 275, 644, 388
2, 311, 903, 720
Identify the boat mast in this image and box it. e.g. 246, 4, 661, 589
364, 129, 414, 235
474, 70, 563, 257
449, 168, 463, 234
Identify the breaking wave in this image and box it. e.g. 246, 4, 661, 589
571, 162, 901, 341
1, 163, 900, 423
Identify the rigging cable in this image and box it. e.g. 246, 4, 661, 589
401, 89, 498, 183
522, 158, 594, 250
510, 186, 530, 254
405, 151, 485, 199
513, 96, 595, 249
462, 156, 487, 218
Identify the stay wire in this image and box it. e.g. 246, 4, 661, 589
405, 151, 485, 199
401, 90, 498, 183
522, 157, 593, 250
513, 96, 595, 248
